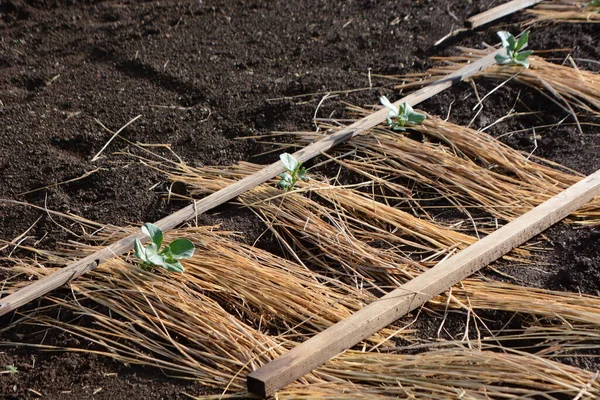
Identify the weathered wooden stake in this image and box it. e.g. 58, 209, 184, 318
247, 169, 600, 398
436, 0, 544, 46
0, 49, 502, 317
465, 0, 544, 29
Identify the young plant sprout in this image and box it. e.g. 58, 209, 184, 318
589, 0, 600, 7
495, 30, 533, 69
133, 223, 195, 273
278, 153, 308, 191
380, 96, 426, 131
3, 365, 18, 374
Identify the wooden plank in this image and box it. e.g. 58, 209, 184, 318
0, 49, 503, 318
436, 0, 543, 46
247, 169, 600, 398
465, 0, 544, 29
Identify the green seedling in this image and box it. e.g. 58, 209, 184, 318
278, 153, 308, 191
4, 365, 18, 374
133, 223, 195, 273
495, 30, 533, 68
589, 0, 600, 7
380, 96, 426, 131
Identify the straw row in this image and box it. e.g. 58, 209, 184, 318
385, 48, 600, 116
159, 162, 600, 328
5, 226, 600, 398
525, 1, 600, 25
276, 116, 600, 226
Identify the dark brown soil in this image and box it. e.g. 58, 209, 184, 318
1, 0, 599, 398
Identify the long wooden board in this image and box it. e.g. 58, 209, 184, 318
0, 49, 502, 317
247, 169, 600, 398
465, 0, 544, 29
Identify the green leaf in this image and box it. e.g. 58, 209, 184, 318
168, 239, 195, 259
143, 243, 165, 266
380, 96, 399, 116
133, 238, 147, 262
278, 172, 294, 189
495, 54, 512, 65
396, 104, 409, 125
516, 30, 529, 52
506, 35, 516, 50
280, 153, 299, 172
145, 242, 159, 258
516, 50, 533, 60
407, 112, 426, 125
514, 58, 530, 69
141, 223, 163, 248
148, 253, 166, 267
400, 102, 415, 117
497, 31, 513, 49
163, 259, 184, 273
298, 168, 309, 182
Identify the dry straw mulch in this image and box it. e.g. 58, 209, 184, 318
3, 51, 600, 398
384, 47, 600, 118
525, 1, 600, 25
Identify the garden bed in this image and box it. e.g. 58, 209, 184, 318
1, 0, 599, 398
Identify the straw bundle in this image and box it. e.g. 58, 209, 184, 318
479, 324, 600, 356
150, 159, 485, 290
155, 162, 599, 328
271, 122, 600, 226
525, 1, 600, 25
16, 226, 408, 340
6, 259, 286, 391
387, 47, 600, 116
3, 228, 404, 392
452, 279, 600, 327
6, 232, 600, 399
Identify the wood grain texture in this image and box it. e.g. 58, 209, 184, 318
247, 169, 600, 398
465, 0, 544, 28
0, 50, 502, 317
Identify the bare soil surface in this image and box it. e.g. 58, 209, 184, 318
1, 0, 599, 398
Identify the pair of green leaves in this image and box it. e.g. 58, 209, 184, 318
495, 30, 533, 69
133, 223, 195, 273
278, 153, 308, 191
380, 96, 426, 131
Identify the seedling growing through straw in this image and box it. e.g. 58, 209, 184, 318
495, 30, 533, 69
133, 223, 195, 273
278, 153, 308, 191
380, 96, 426, 131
